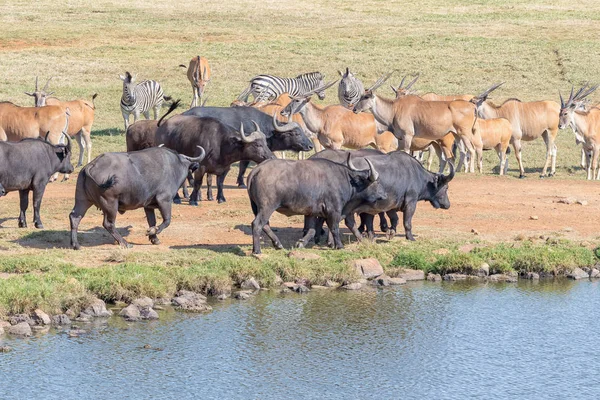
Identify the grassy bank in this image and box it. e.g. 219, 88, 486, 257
0, 239, 596, 318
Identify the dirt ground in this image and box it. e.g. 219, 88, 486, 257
1, 168, 599, 261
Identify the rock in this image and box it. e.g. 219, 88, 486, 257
529, 215, 539, 221
292, 285, 310, 294
51, 314, 72, 326
324, 280, 340, 288
0, 321, 12, 330
217, 294, 229, 300
9, 314, 34, 327
287, 251, 321, 261
487, 274, 517, 283
32, 309, 51, 326
590, 268, 600, 279
477, 263, 490, 277
31, 326, 50, 334
139, 307, 159, 320
68, 329, 86, 338
397, 269, 425, 281
282, 282, 296, 289
433, 248, 450, 255
154, 297, 171, 305
0, 346, 12, 352
558, 197, 576, 205
0, 326, 3, 336
234, 291, 250, 300
388, 277, 407, 285
83, 298, 113, 318
515, 233, 526, 241
567, 267, 589, 280
370, 274, 391, 286
295, 278, 310, 286
352, 258, 384, 279
65, 309, 77, 318
252, 253, 267, 261
577, 200, 588, 206
310, 285, 329, 290
274, 275, 283, 285
7, 322, 32, 337
521, 272, 540, 280
240, 277, 261, 291
132, 297, 154, 308
172, 291, 211, 312
75, 313, 92, 323
471, 228, 479, 235
443, 273, 468, 281
459, 244, 476, 253
342, 283, 362, 290
119, 304, 141, 321
427, 273, 442, 282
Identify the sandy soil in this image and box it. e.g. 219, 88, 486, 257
0, 170, 598, 260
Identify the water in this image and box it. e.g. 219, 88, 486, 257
1, 280, 600, 400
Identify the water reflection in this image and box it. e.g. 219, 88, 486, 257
1, 281, 599, 399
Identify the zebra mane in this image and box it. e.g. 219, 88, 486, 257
296, 71, 323, 80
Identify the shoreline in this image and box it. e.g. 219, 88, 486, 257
1, 238, 598, 339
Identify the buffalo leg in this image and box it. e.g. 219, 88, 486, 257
297, 216, 316, 248
144, 207, 160, 245
216, 168, 230, 203
402, 202, 417, 241
189, 167, 206, 206
344, 214, 363, 242
102, 204, 130, 248
69, 199, 93, 250
358, 213, 366, 234
313, 217, 327, 245
386, 210, 399, 240
147, 198, 173, 238
326, 214, 343, 249
206, 174, 214, 201
360, 213, 376, 241
251, 206, 277, 254
32, 182, 47, 229
237, 160, 250, 188
18, 189, 29, 228
262, 223, 283, 250
378, 212, 389, 232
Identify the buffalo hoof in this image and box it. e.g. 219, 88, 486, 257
386, 229, 396, 240
238, 183, 247, 189
367, 232, 375, 242
406, 235, 416, 241
189, 200, 199, 206
519, 174, 526, 179
295, 240, 306, 249
173, 197, 182, 205
35, 222, 44, 229
72, 244, 81, 251
121, 242, 133, 249
150, 237, 160, 245
380, 222, 389, 233
18, 222, 27, 228
147, 226, 158, 236
274, 243, 284, 250
358, 225, 365, 234
207, 196, 214, 201
217, 198, 226, 204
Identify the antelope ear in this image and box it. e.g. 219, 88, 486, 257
119, 74, 126, 81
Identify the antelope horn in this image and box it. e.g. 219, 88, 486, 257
181, 146, 206, 163
306, 79, 338, 97
477, 82, 504, 100
405, 73, 420, 90
35, 76, 39, 91
559, 91, 564, 108
365, 158, 379, 182
398, 75, 407, 89
367, 70, 395, 92
43, 77, 53, 92
201, 96, 209, 107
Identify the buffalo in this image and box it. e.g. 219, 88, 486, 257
156, 114, 275, 204
0, 135, 74, 228
69, 146, 205, 250
182, 106, 314, 187
311, 149, 454, 242
0, 182, 5, 197
247, 155, 386, 254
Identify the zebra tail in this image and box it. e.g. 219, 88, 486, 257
163, 95, 173, 101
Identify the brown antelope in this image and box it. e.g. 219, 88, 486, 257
471, 117, 513, 175
558, 85, 600, 179
25, 77, 97, 168
0, 102, 68, 145
281, 82, 399, 154
354, 72, 479, 172
471, 83, 560, 178
180, 56, 211, 108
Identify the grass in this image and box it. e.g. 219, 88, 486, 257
1, 0, 600, 318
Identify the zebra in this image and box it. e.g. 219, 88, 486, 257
119, 71, 170, 131
337, 67, 364, 110
240, 72, 326, 102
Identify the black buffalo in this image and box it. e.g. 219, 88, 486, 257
155, 114, 275, 204
69, 146, 205, 250
182, 106, 314, 186
0, 182, 5, 197
311, 149, 454, 241
0, 135, 73, 228
247, 155, 386, 254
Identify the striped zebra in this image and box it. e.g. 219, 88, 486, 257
119, 71, 170, 131
240, 72, 326, 102
337, 67, 364, 110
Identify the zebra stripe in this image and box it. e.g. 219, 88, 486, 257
120, 79, 164, 116
247, 72, 324, 100
338, 73, 364, 109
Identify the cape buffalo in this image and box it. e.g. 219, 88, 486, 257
182, 106, 314, 186
156, 114, 275, 204
247, 155, 387, 254
0, 182, 5, 196
69, 146, 205, 250
311, 149, 454, 241
0, 135, 73, 228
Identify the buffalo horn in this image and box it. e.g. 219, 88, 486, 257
441, 161, 455, 185
272, 111, 300, 132
346, 153, 358, 171
365, 158, 379, 182
62, 132, 72, 152
181, 146, 206, 163
240, 121, 265, 143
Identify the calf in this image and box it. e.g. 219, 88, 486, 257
247, 155, 386, 254
0, 135, 73, 228
69, 147, 205, 249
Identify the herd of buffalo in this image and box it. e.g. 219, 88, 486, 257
0, 64, 596, 254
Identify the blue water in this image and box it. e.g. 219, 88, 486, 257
1, 280, 599, 399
